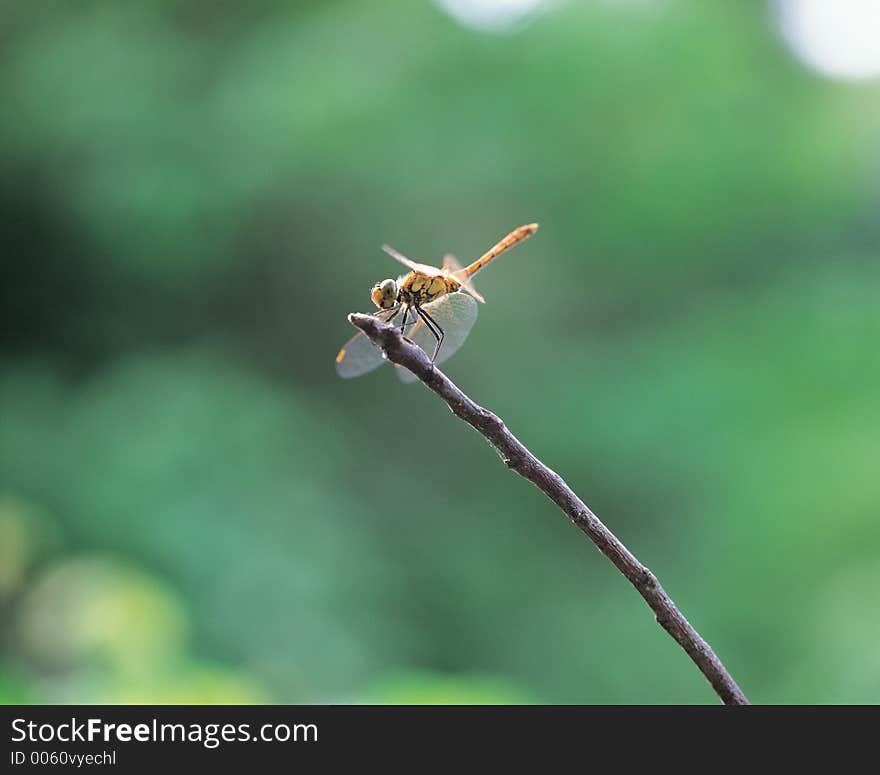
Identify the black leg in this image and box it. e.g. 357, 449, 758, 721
379, 305, 418, 332
399, 305, 409, 334
415, 305, 444, 363
378, 304, 400, 322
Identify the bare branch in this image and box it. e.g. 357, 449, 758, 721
348, 311, 750, 706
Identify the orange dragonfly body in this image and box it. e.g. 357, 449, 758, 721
336, 223, 538, 381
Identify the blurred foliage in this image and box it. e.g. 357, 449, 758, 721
365, 670, 534, 704
1, 1, 879, 704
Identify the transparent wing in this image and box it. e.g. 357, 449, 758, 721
441, 253, 461, 271
396, 292, 478, 383
443, 253, 485, 303
382, 244, 444, 277
335, 309, 403, 379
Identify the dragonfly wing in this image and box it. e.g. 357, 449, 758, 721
443, 253, 485, 303
396, 292, 478, 383
335, 309, 405, 378
335, 329, 385, 378
382, 244, 444, 276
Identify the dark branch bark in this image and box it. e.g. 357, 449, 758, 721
348, 311, 750, 706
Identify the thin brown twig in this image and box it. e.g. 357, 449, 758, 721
348, 311, 750, 706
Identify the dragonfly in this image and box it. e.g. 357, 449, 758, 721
335, 223, 538, 381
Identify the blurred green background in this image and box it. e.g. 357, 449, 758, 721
2, 0, 879, 705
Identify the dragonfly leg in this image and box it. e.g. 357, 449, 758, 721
378, 304, 400, 322
378, 306, 413, 329
415, 305, 444, 363
400, 305, 424, 343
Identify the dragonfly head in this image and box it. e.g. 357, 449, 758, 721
371, 278, 398, 309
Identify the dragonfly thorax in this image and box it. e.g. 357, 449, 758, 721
371, 278, 398, 309
399, 272, 460, 306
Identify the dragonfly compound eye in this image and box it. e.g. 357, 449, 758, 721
371, 278, 398, 309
